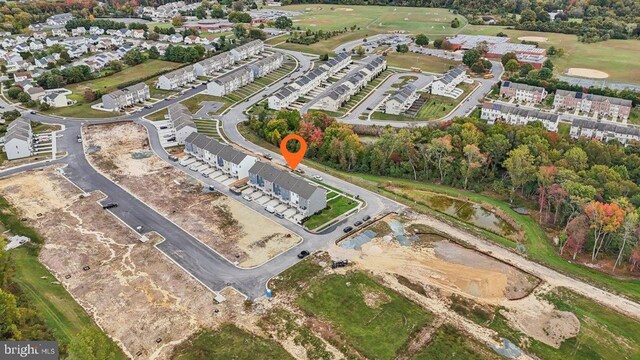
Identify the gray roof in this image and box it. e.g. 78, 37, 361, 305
215, 66, 251, 85
487, 103, 559, 123
248, 162, 325, 199
556, 89, 632, 107
389, 83, 417, 103
5, 116, 31, 143
436, 66, 465, 85
501, 81, 545, 93
572, 118, 640, 137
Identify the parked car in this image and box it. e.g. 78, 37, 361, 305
167, 137, 176, 142
295, 168, 305, 174
313, 175, 323, 181
297, 250, 310, 259
144, 105, 152, 109
159, 126, 168, 130
168, 155, 179, 161
243, 195, 252, 201
102, 203, 118, 209
343, 226, 353, 233
77, 136, 82, 143
275, 212, 284, 218
362, 215, 371, 222
354, 220, 363, 227
263, 153, 273, 160
265, 206, 276, 213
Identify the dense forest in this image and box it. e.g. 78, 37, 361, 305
247, 110, 640, 273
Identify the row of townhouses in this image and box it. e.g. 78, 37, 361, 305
385, 83, 419, 115
168, 104, 198, 145
312, 56, 387, 112
268, 52, 352, 110
553, 90, 633, 121
157, 66, 196, 90
570, 119, 640, 145
481, 102, 559, 131
3, 117, 33, 160
499, 81, 548, 104
207, 53, 284, 96
184, 133, 257, 179
230, 40, 264, 61
194, 52, 235, 76
431, 66, 466, 98
248, 162, 327, 218
101, 83, 151, 111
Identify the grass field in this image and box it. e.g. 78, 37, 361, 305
303, 194, 358, 230
461, 25, 640, 84
412, 324, 501, 360
172, 324, 294, 360
297, 271, 433, 360
384, 52, 460, 73
488, 287, 640, 359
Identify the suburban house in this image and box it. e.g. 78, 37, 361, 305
157, 66, 196, 90
431, 66, 466, 98
249, 53, 284, 78
184, 133, 257, 179
553, 90, 633, 121
101, 83, 150, 111
47, 14, 74, 26
131, 29, 145, 39
207, 67, 254, 96
3, 117, 33, 160
248, 161, 327, 218
193, 52, 235, 76
481, 102, 559, 131
268, 85, 299, 111
229, 40, 264, 61
13, 71, 32, 82
168, 103, 197, 145
385, 83, 419, 115
500, 81, 548, 104
42, 92, 70, 108
26, 86, 46, 101
570, 118, 640, 145
71, 27, 86, 36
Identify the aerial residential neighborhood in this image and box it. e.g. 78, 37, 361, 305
0, 1, 639, 360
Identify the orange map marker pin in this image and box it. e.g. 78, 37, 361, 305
280, 134, 307, 170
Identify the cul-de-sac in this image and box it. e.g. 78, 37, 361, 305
0, 1, 639, 359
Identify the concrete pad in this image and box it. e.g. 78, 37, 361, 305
255, 196, 271, 205
250, 191, 263, 200
222, 178, 235, 186
265, 199, 280, 207
242, 188, 255, 195
213, 174, 229, 182
282, 208, 297, 218
275, 204, 288, 213
209, 170, 222, 178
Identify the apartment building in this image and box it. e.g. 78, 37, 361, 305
248, 161, 327, 218
184, 133, 257, 179
207, 67, 254, 96
230, 40, 264, 61
481, 102, 559, 131
500, 81, 548, 104
249, 53, 284, 78
193, 52, 235, 76
157, 66, 196, 90
320, 52, 351, 75
101, 83, 150, 111
570, 118, 640, 145
431, 66, 466, 98
168, 104, 197, 145
3, 117, 32, 160
313, 84, 351, 111
553, 90, 633, 121
385, 83, 419, 115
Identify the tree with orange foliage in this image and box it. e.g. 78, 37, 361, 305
584, 201, 625, 262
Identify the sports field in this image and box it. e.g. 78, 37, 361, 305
461, 25, 640, 84
284, 5, 464, 35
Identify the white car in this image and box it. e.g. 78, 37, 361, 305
243, 195, 252, 201
313, 175, 323, 181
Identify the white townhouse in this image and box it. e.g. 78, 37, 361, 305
431, 66, 466, 98
207, 67, 254, 96
320, 52, 351, 75
193, 52, 235, 76
500, 81, 547, 104
481, 103, 559, 132
248, 162, 327, 218
313, 84, 351, 112
167, 104, 197, 145
268, 85, 299, 110
229, 40, 264, 61
385, 83, 419, 115
248, 53, 284, 78
3, 117, 33, 160
184, 133, 257, 179
101, 83, 150, 111
157, 66, 196, 90
570, 118, 640, 145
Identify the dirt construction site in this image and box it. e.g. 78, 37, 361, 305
0, 167, 254, 359
83, 122, 301, 268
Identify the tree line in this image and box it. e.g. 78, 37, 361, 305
247, 109, 640, 273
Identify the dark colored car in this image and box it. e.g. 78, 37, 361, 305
343, 226, 353, 233
354, 220, 363, 227
263, 154, 273, 160
102, 203, 118, 209
168, 155, 179, 161
297, 250, 310, 259
362, 215, 371, 222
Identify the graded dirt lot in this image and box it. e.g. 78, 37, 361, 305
566, 67, 609, 79
83, 122, 300, 268
0, 168, 237, 360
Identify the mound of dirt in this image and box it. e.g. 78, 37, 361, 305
567, 68, 609, 79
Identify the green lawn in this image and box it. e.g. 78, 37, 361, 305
147, 93, 234, 121
488, 287, 640, 360
628, 108, 640, 125
297, 271, 433, 360
172, 324, 294, 360
385, 52, 460, 73
461, 25, 640, 84
265, 34, 290, 45
412, 324, 501, 360
303, 195, 358, 230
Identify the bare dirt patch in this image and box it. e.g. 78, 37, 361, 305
83, 122, 301, 268
567, 67, 609, 79
517, 36, 548, 42
0, 168, 234, 360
